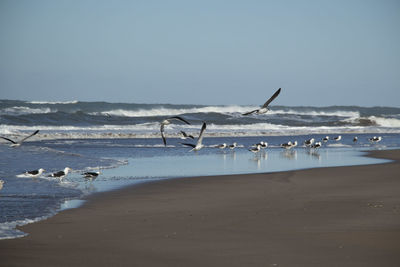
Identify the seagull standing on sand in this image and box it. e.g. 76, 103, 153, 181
353, 136, 358, 142
311, 142, 322, 149
21, 168, 45, 178
304, 138, 315, 147
0, 180, 4, 191
228, 142, 238, 150
253, 141, 268, 149
160, 116, 191, 146
281, 141, 297, 149
333, 135, 342, 141
181, 122, 207, 151
249, 144, 262, 154
216, 143, 227, 149
82, 171, 100, 180
49, 167, 72, 180
242, 88, 281, 116
369, 136, 382, 143
0, 130, 39, 147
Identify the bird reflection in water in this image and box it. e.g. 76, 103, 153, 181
306, 150, 321, 160
281, 150, 297, 160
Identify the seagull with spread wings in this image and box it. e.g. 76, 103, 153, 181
242, 88, 281, 116
181, 122, 207, 151
160, 116, 191, 146
0, 130, 40, 147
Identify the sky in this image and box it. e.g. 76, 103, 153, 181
0, 0, 399, 106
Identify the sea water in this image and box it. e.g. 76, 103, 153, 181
1, 100, 400, 239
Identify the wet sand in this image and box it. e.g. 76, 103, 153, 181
1, 150, 400, 267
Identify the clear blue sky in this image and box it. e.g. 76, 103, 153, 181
1, 0, 399, 106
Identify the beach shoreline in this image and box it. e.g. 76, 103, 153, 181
1, 149, 400, 266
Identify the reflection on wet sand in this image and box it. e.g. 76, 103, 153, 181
281, 150, 297, 160
306, 149, 321, 160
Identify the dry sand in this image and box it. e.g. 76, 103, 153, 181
1, 150, 400, 266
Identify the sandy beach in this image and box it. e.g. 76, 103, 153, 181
1, 149, 400, 267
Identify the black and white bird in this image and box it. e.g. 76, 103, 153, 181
249, 144, 262, 153
242, 88, 281, 116
281, 141, 292, 149
179, 131, 194, 140
259, 141, 268, 148
0, 130, 39, 147
49, 167, 72, 180
0, 180, 4, 191
353, 136, 358, 142
228, 142, 238, 150
369, 136, 382, 143
333, 135, 342, 141
253, 141, 268, 149
160, 116, 191, 146
322, 136, 329, 142
82, 171, 100, 180
281, 141, 297, 149
22, 168, 45, 178
311, 142, 322, 149
216, 143, 227, 149
304, 138, 315, 147
181, 122, 207, 151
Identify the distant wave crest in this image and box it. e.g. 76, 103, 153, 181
28, 100, 78, 105
94, 106, 360, 118
94, 105, 250, 117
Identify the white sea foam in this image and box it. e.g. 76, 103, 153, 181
368, 116, 400, 127
93, 106, 360, 118
0, 215, 52, 240
267, 109, 360, 118
1, 120, 399, 140
343, 116, 400, 128
94, 105, 253, 117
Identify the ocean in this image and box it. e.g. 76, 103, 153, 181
1, 99, 400, 239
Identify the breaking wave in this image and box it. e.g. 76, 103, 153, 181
1, 99, 399, 138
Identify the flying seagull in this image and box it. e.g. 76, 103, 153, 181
181, 122, 207, 151
0, 130, 39, 147
242, 88, 281, 116
160, 116, 191, 146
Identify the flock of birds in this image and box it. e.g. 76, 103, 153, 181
14, 167, 100, 181
159, 88, 382, 153
0, 88, 384, 191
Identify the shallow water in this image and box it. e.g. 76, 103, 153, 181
0, 133, 398, 239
